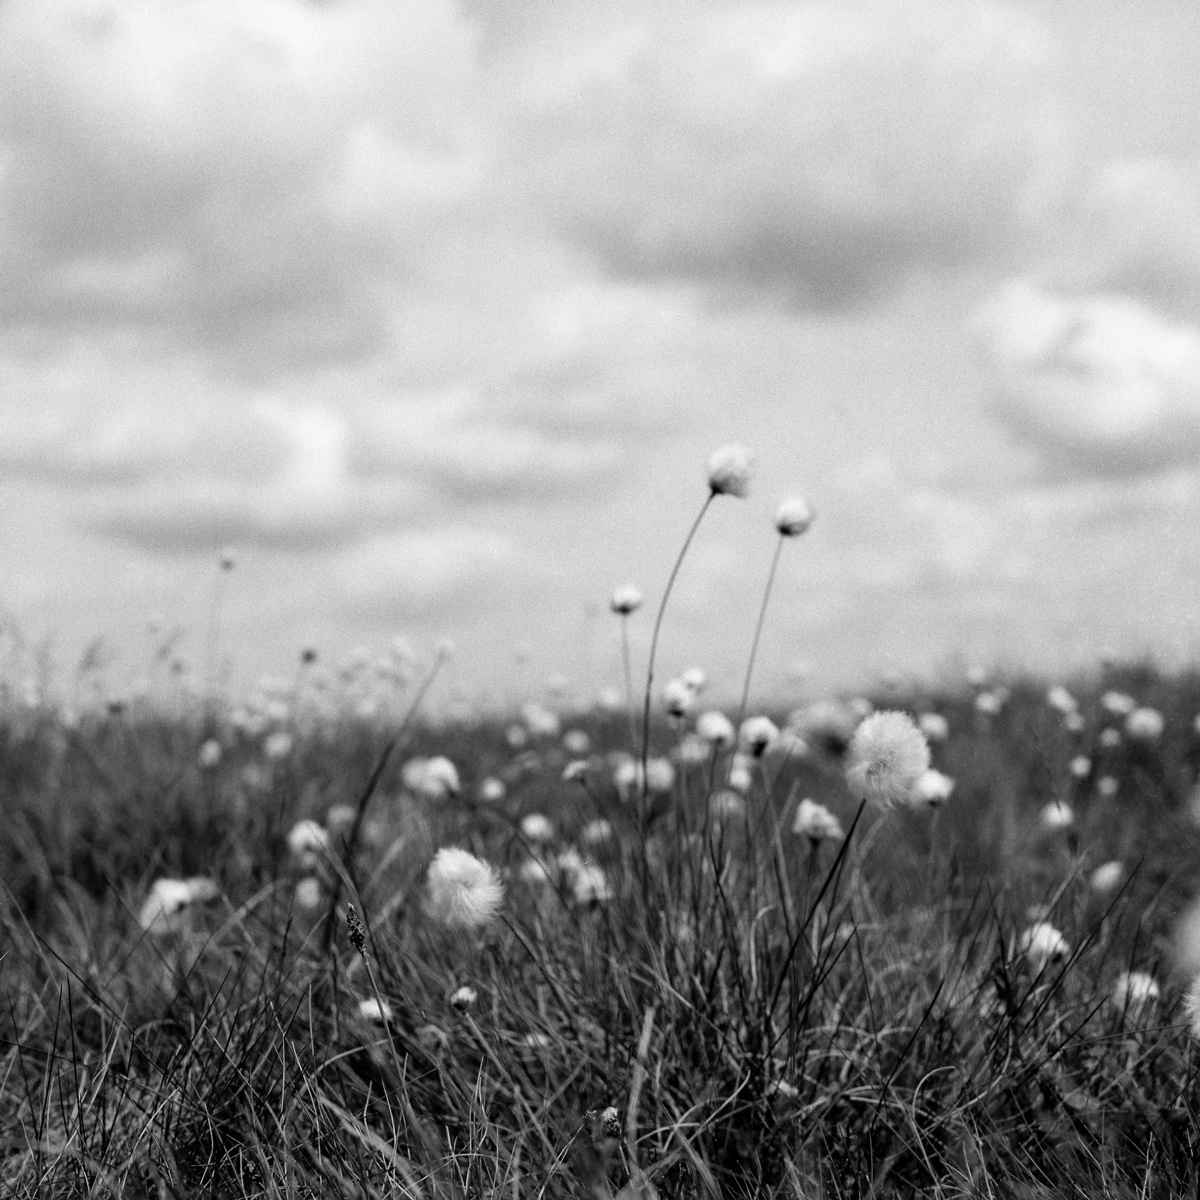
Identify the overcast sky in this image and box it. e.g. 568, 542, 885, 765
2, 0, 1199, 710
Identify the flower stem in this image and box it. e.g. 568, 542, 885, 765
639, 492, 715, 812
735, 533, 785, 731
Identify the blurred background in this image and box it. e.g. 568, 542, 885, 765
1, 0, 1198, 708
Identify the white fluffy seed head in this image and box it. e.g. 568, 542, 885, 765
138, 877, 219, 934
774, 496, 816, 536
696, 710, 735, 748
792, 798, 844, 842
662, 678, 694, 718
1111, 970, 1159, 1011
706, 443, 754, 498
844, 711, 931, 810
358, 997, 392, 1023
424, 848, 504, 929
610, 585, 644, 615
1019, 921, 1069, 971
739, 716, 779, 757
450, 985, 478, 1011
1040, 800, 1075, 830
1090, 860, 1125, 893
908, 769, 955, 808
1125, 706, 1165, 742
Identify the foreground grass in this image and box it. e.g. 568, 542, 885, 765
4, 665, 1200, 1197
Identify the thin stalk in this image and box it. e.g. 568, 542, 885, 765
734, 532, 785, 731
639, 492, 715, 815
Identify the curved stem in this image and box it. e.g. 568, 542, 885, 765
639, 492, 715, 810
735, 533, 785, 732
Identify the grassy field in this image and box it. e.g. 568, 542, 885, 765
4, 656, 1200, 1198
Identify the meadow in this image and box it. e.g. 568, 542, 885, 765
4, 451, 1200, 1199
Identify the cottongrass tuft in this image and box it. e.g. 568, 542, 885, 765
1111, 970, 1159, 1011
610, 585, 644, 615
917, 712, 950, 742
1125, 706, 1165, 741
403, 755, 461, 800
424, 848, 504, 929
706, 443, 754, 498
738, 715, 779, 757
263, 730, 294, 761
478, 776, 506, 803
1183, 976, 1200, 1039
1090, 860, 1125, 892
197, 739, 222, 769
908, 768, 956, 808
844, 711, 931, 810
1040, 800, 1075, 830
1019, 921, 1069, 971
358, 997, 392, 1024
450, 985, 477, 1012
696, 710, 735, 749
520, 813, 555, 843
774, 496, 816, 536
138, 877, 219, 934
662, 677, 694, 718
792, 798, 844, 842
287, 819, 330, 870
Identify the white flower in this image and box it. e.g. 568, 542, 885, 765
563, 729, 591, 756
1101, 690, 1137, 716
682, 666, 708, 694
294, 877, 323, 911
403, 756, 461, 800
844, 711, 931, 810
197, 739, 222, 770
358, 997, 392, 1023
917, 712, 949, 743
676, 733, 710, 766
1090, 861, 1125, 892
1098, 728, 1122, 749
610, 585, 644, 615
908, 769, 955, 808
1064, 711, 1086, 733
1111, 970, 1159, 1011
645, 757, 676, 794
727, 753, 754, 794
696, 710, 735, 749
662, 678, 694, 719
1069, 756, 1091, 779
1019, 922, 1069, 971
325, 804, 357, 836
520, 813, 555, 843
581, 819, 614, 846
706, 443, 754, 498
287, 820, 330, 867
138, 877, 219, 934
774, 496, 816, 536
263, 730, 294, 761
572, 864, 614, 905
739, 716, 779, 757
521, 702, 561, 739
518, 857, 555, 887
464, 775, 501, 806
1125, 707, 1164, 742
1039, 801, 1075, 830
450, 985, 478, 1011
792, 798, 844, 842
1046, 685, 1077, 714
1096, 776, 1119, 799
425, 849, 504, 929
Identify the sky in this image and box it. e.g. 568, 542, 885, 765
1, 0, 1199, 711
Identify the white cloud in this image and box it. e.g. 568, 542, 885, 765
974, 280, 1200, 476
498, 0, 1065, 305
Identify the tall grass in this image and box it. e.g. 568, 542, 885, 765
3, 665, 1200, 1197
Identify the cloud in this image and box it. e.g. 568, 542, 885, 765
1073, 157, 1200, 311
0, 0, 481, 373
973, 280, 1200, 477
498, 0, 1065, 306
